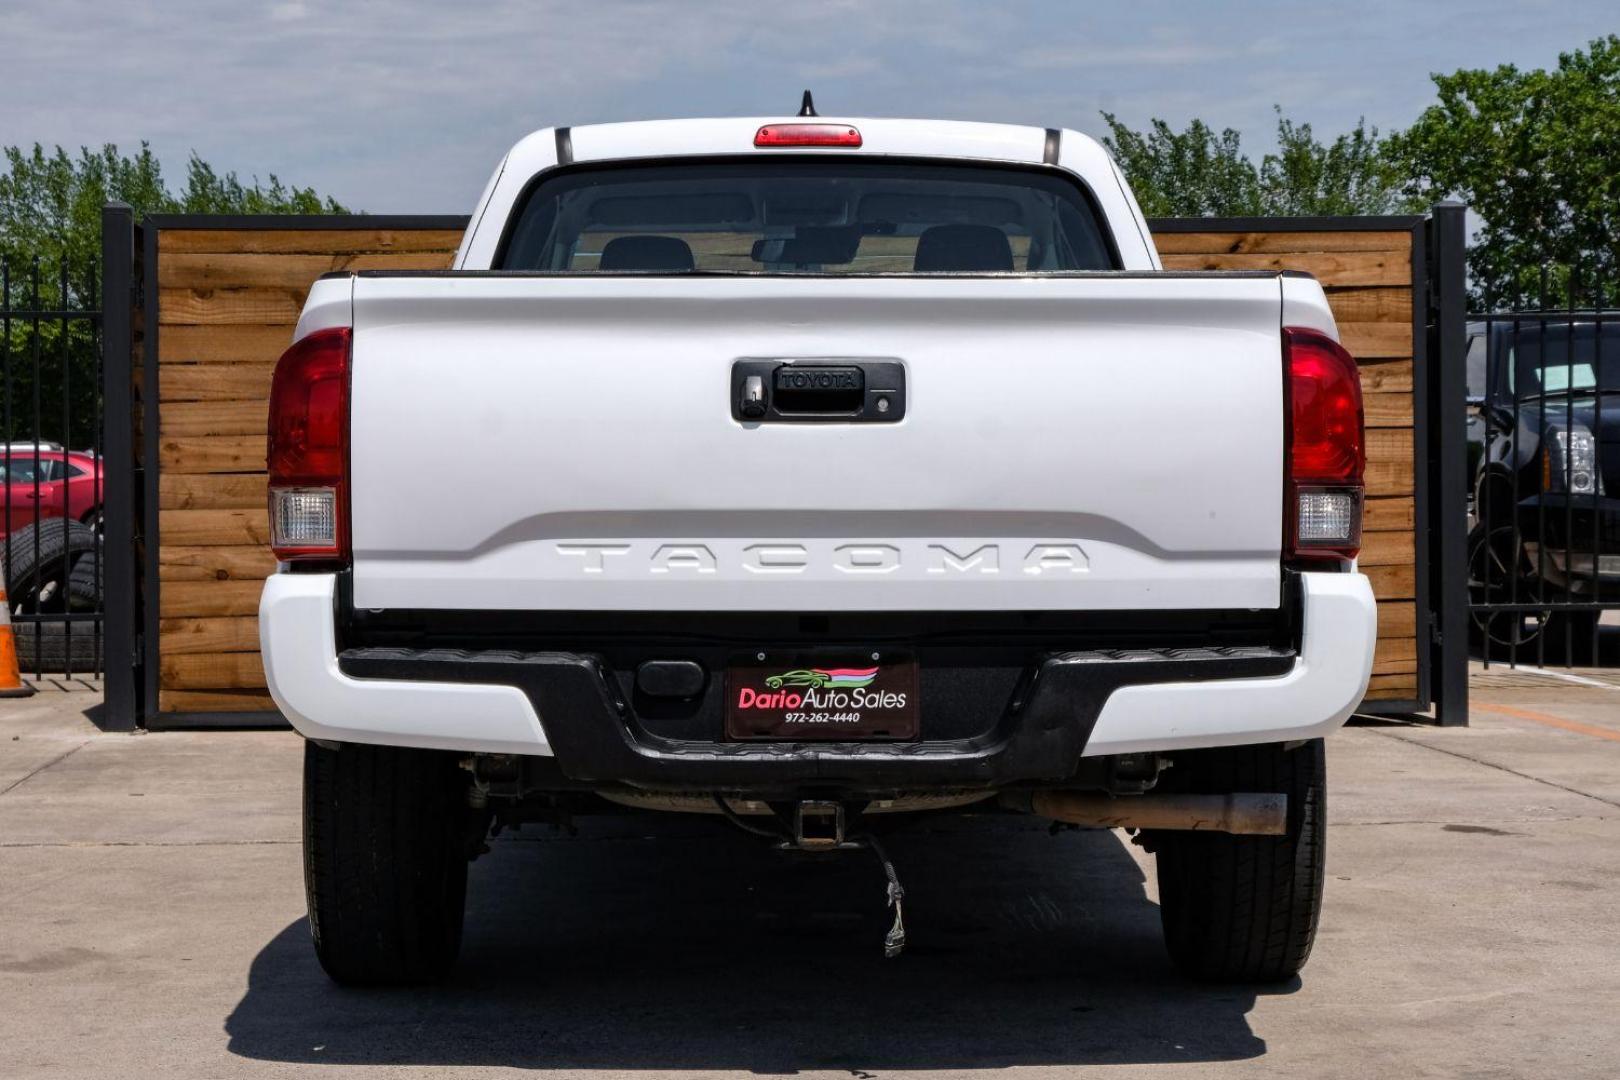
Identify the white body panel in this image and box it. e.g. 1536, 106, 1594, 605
1084, 571, 1376, 754
261, 573, 550, 755
261, 571, 1374, 755
345, 273, 1289, 613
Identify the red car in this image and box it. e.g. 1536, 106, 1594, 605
1, 445, 106, 541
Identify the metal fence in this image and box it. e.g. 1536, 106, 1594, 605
1, 253, 105, 681
1466, 272, 1620, 667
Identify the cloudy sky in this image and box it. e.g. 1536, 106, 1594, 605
6, 1, 1612, 213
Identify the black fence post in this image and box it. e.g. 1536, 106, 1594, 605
1429, 202, 1470, 725
100, 203, 139, 729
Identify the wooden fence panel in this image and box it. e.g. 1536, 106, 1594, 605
151, 225, 460, 715
1158, 225, 1421, 701
147, 218, 1425, 715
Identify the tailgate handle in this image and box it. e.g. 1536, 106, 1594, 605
731, 360, 905, 424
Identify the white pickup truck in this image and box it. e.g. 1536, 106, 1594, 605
260, 110, 1376, 987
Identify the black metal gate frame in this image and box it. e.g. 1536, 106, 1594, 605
97, 207, 1471, 728
99, 205, 140, 729
1429, 204, 1470, 726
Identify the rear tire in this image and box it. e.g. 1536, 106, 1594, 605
302, 740, 475, 986
1152, 739, 1326, 983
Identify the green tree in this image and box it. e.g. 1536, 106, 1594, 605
0, 142, 348, 280
173, 154, 346, 216
1387, 35, 1620, 306
0, 143, 347, 444
1102, 110, 1417, 218
1261, 112, 1414, 216
1101, 115, 1261, 217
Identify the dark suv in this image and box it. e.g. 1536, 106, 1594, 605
1467, 318, 1619, 647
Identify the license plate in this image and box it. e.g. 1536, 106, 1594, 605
725, 653, 919, 740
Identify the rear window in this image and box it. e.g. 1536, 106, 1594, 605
498, 160, 1118, 274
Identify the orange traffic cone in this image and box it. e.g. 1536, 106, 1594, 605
0, 555, 35, 698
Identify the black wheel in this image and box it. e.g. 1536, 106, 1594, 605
1466, 522, 1551, 652
3, 519, 97, 615
302, 740, 478, 986
14, 620, 103, 675
1152, 739, 1326, 983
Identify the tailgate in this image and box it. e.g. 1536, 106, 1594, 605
347, 274, 1284, 612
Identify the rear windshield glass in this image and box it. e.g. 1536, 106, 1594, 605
498, 160, 1118, 273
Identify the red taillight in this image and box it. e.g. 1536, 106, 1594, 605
1284, 326, 1364, 564
267, 326, 351, 564
753, 123, 862, 148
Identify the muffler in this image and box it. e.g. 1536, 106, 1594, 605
1016, 790, 1287, 835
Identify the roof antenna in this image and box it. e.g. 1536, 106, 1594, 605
798, 90, 818, 117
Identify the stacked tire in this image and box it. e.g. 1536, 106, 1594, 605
2, 519, 102, 674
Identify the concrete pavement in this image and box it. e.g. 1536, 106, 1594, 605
2, 681, 1618, 1079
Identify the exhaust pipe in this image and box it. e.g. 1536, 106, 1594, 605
1020, 790, 1287, 835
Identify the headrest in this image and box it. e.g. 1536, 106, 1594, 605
599, 235, 695, 271
913, 224, 1014, 272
